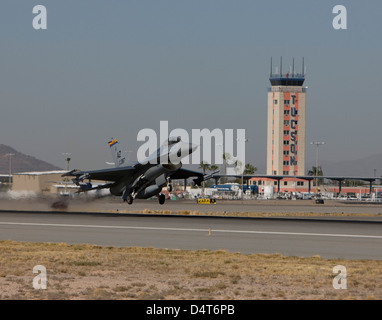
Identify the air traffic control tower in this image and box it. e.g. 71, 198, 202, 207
266, 58, 307, 177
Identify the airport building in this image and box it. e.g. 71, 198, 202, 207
12, 171, 67, 195
266, 58, 306, 176
250, 58, 308, 193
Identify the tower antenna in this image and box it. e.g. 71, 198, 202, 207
280, 56, 282, 77
270, 57, 273, 77
292, 57, 295, 77
302, 57, 305, 77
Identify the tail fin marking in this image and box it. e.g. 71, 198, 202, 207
108, 138, 127, 167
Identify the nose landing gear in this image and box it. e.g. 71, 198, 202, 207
158, 193, 165, 205
166, 177, 172, 192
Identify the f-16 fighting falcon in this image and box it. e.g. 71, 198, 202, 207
62, 137, 217, 205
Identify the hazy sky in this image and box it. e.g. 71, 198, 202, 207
1, 1, 382, 172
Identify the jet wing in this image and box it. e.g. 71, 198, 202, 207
62, 166, 140, 182
169, 168, 219, 186
169, 168, 204, 180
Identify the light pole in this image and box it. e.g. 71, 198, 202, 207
5, 153, 14, 184
62, 153, 71, 171
310, 141, 325, 190
216, 143, 224, 183
237, 138, 248, 200
62, 153, 71, 195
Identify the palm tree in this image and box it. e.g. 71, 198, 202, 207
307, 166, 322, 176
209, 164, 219, 172
307, 166, 323, 186
244, 163, 257, 175
232, 163, 257, 184
199, 161, 211, 194
222, 153, 231, 183
199, 161, 211, 175
233, 159, 242, 175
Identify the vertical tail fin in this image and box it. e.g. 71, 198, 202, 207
108, 138, 127, 167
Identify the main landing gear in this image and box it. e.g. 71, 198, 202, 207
122, 188, 134, 205
126, 194, 133, 205
123, 192, 165, 205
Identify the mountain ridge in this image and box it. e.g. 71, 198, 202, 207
253, 153, 382, 178
320, 153, 382, 178
0, 144, 62, 175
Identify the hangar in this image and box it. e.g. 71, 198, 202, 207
12, 171, 67, 195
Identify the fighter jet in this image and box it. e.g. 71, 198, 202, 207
62, 137, 217, 205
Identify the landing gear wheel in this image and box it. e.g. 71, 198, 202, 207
158, 193, 165, 205
166, 177, 172, 192
126, 194, 133, 205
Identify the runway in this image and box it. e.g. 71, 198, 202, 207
2, 197, 382, 216
1, 210, 382, 260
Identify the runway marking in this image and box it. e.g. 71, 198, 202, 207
1, 221, 382, 240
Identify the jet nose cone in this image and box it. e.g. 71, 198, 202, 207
189, 143, 198, 154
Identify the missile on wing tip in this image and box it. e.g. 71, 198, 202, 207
203, 170, 220, 181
